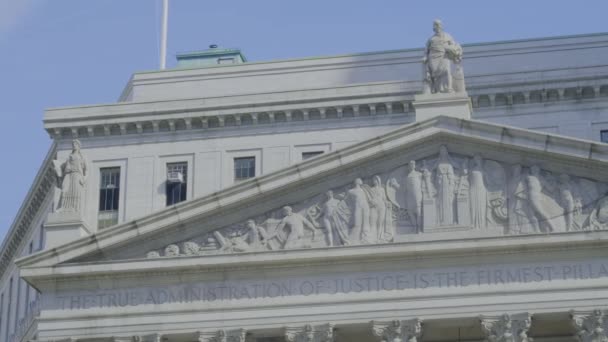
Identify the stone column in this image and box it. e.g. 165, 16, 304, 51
480, 313, 533, 342
572, 309, 608, 342
371, 319, 422, 342
285, 323, 335, 342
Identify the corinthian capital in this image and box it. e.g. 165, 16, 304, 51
371, 319, 422, 342
572, 309, 608, 342
284, 323, 335, 342
480, 313, 533, 342
197, 329, 247, 342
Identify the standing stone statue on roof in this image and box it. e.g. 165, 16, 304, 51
53, 139, 87, 214
422, 19, 466, 94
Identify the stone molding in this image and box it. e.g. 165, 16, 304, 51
0, 143, 56, 283
45, 80, 608, 142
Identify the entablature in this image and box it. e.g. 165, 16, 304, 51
44, 76, 608, 142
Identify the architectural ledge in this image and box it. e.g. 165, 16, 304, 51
44, 77, 608, 141
18, 229, 608, 282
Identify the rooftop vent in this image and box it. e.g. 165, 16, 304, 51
175, 45, 246, 69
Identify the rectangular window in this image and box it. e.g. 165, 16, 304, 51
601, 130, 608, 143
302, 151, 324, 160
38, 224, 44, 251
166, 162, 188, 206
98, 167, 120, 229
234, 157, 256, 182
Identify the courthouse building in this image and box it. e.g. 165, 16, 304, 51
2, 24, 608, 342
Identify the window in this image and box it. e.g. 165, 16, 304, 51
302, 151, 324, 160
38, 224, 44, 251
601, 130, 608, 143
98, 167, 120, 229
234, 157, 255, 181
166, 162, 188, 206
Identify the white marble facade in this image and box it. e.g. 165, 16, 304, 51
4, 26, 608, 342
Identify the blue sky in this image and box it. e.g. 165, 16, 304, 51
0, 0, 607, 242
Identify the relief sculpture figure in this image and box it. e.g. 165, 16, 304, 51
508, 165, 534, 234
346, 178, 372, 244
435, 145, 456, 225
53, 139, 87, 213
245, 219, 271, 250
526, 165, 556, 233
404, 161, 423, 233
421, 160, 436, 200
276, 206, 318, 249
321, 190, 351, 246
423, 19, 464, 94
469, 154, 488, 229
587, 196, 608, 230
369, 175, 395, 242
558, 174, 581, 231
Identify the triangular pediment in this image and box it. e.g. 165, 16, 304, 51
17, 116, 608, 275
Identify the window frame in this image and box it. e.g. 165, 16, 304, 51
90, 159, 127, 231
294, 144, 331, 163
166, 161, 188, 206
97, 166, 121, 229
233, 156, 256, 182
601, 129, 608, 143
224, 149, 261, 186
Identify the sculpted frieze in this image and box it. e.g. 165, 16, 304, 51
146, 145, 608, 258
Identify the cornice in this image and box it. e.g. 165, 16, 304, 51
0, 143, 56, 284
19, 230, 608, 283
44, 75, 608, 142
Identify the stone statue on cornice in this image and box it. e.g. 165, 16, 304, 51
422, 19, 465, 94
53, 139, 87, 214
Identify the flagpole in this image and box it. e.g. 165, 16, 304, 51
160, 0, 169, 70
